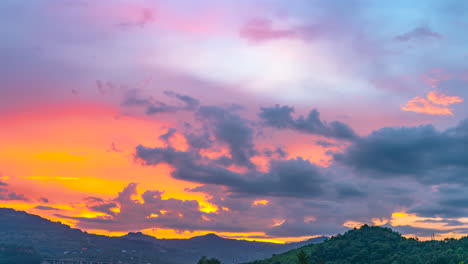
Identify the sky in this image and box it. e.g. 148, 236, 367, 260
1, 0, 468, 243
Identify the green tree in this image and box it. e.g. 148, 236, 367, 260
197, 256, 222, 264
297, 250, 309, 264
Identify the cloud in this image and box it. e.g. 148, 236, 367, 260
69, 183, 229, 232
238, 16, 345, 44
164, 91, 200, 111
239, 18, 297, 43
426, 91, 464, 106
402, 91, 463, 115
122, 90, 201, 115
394, 26, 443, 42
262, 147, 287, 159
0, 181, 28, 201
34, 206, 60, 211
89, 202, 119, 217
334, 119, 468, 185
315, 140, 340, 148
0, 192, 29, 201
135, 145, 327, 198
410, 184, 468, 218
184, 130, 212, 150
159, 128, 177, 146
118, 7, 155, 28
197, 106, 258, 169
259, 105, 358, 140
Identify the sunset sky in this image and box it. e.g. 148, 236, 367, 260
1, 0, 468, 243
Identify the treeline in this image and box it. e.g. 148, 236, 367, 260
246, 225, 468, 264
0, 244, 42, 264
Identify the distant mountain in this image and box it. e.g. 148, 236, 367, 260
245, 225, 468, 264
0, 208, 326, 264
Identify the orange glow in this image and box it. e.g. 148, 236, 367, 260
392, 212, 409, 218
0, 102, 218, 237
252, 200, 269, 206
148, 213, 159, 218
371, 218, 389, 226
272, 219, 286, 227
33, 152, 87, 162
390, 211, 468, 233
343, 220, 365, 229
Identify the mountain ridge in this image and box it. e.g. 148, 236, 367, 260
0, 207, 326, 264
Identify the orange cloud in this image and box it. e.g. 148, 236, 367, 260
426, 91, 464, 106
402, 91, 464, 115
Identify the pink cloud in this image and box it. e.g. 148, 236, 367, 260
239, 18, 297, 43
421, 69, 453, 88
238, 17, 336, 44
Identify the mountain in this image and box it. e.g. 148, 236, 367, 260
246, 225, 468, 264
0, 208, 325, 264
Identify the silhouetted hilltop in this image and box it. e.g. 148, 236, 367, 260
247, 225, 468, 264
0, 208, 325, 264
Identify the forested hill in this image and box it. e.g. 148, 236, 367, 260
246, 225, 468, 264
0, 208, 326, 264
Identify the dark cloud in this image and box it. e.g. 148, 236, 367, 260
136, 145, 326, 198
259, 105, 358, 140
39, 197, 49, 203
69, 183, 224, 232
121, 89, 154, 106
0, 192, 29, 201
410, 184, 468, 218
197, 106, 258, 169
394, 26, 443, 42
84, 196, 104, 203
34, 206, 60, 211
122, 89, 201, 115
263, 147, 288, 159
334, 183, 367, 199
315, 140, 339, 148
146, 102, 180, 115
163, 91, 200, 111
0, 181, 7, 186
416, 219, 466, 226
89, 202, 119, 217
275, 147, 288, 158
185, 130, 212, 150
334, 119, 468, 184
159, 128, 177, 145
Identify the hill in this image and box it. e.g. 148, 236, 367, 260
246, 225, 468, 264
0, 208, 326, 264
0, 244, 42, 264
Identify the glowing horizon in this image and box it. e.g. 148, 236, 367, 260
2, 0, 468, 243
